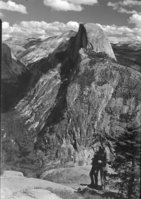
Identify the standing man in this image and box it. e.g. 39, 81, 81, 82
89, 145, 106, 189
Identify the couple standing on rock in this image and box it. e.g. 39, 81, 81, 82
89, 142, 112, 190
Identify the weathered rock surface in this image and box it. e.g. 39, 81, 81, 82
1, 168, 117, 199
41, 165, 117, 190
1, 171, 75, 199
2, 170, 24, 177
41, 166, 91, 189
2, 23, 141, 167
1, 188, 62, 199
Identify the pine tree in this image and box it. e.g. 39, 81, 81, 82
113, 124, 140, 199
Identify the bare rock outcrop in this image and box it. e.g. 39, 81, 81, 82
1, 171, 74, 199
2, 170, 24, 177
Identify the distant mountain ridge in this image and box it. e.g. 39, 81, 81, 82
113, 40, 141, 50
112, 42, 141, 69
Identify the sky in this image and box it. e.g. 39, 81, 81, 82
0, 0, 141, 43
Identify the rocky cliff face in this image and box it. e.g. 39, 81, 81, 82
2, 23, 141, 166
2, 43, 26, 80
1, 43, 31, 112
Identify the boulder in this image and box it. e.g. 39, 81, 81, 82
2, 170, 24, 177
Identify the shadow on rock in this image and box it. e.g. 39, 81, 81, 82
77, 184, 121, 199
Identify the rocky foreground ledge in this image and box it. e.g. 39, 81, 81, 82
1, 166, 118, 199
1, 170, 75, 199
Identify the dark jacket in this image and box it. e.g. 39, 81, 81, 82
92, 148, 107, 168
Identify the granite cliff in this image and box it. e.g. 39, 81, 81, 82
2, 23, 141, 168
1, 43, 31, 112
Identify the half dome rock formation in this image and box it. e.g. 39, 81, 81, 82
84, 23, 117, 61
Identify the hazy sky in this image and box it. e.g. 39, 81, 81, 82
1, 0, 141, 42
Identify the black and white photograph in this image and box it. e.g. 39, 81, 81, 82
0, 0, 141, 199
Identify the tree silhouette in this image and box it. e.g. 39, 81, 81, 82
112, 124, 140, 199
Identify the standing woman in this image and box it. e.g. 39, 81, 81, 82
89, 146, 100, 187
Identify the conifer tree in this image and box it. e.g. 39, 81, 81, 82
112, 124, 140, 199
